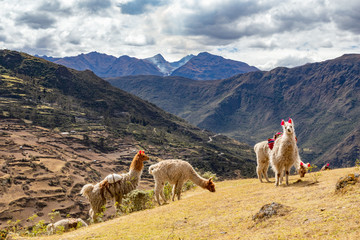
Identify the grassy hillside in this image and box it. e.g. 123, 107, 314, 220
17, 167, 360, 240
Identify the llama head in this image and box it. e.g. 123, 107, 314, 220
281, 118, 295, 135
130, 151, 149, 171
205, 178, 216, 192
299, 162, 310, 177
137, 150, 149, 162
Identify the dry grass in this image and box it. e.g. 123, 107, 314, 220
22, 167, 360, 239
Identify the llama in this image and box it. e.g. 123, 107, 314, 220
254, 140, 271, 183
270, 118, 299, 186
80, 151, 149, 222
47, 218, 88, 234
254, 132, 282, 183
149, 159, 215, 205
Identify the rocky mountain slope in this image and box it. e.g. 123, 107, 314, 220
0, 50, 255, 228
107, 54, 360, 168
39, 52, 258, 80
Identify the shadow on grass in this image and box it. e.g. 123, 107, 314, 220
290, 179, 319, 187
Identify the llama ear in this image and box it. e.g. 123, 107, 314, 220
288, 118, 292, 124
281, 119, 285, 126
209, 177, 213, 182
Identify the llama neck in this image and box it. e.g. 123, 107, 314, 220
129, 169, 143, 180
129, 155, 144, 172
188, 169, 208, 189
281, 132, 296, 143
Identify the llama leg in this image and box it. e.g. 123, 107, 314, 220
114, 195, 122, 212
285, 168, 290, 185
279, 170, 284, 184
172, 184, 177, 201
159, 186, 167, 204
89, 209, 95, 222
275, 171, 281, 186
175, 181, 184, 200
154, 182, 164, 205
256, 165, 263, 183
263, 161, 271, 182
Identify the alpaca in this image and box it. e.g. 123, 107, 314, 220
149, 159, 215, 205
47, 218, 88, 234
270, 118, 299, 186
80, 151, 149, 222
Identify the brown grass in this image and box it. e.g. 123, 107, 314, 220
15, 167, 360, 239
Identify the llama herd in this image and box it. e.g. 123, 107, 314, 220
50, 118, 310, 233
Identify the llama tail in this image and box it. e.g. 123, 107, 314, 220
80, 184, 94, 198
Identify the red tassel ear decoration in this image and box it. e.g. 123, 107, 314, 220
288, 118, 292, 124
308, 163, 311, 167
326, 163, 329, 166
281, 119, 285, 126
138, 150, 142, 154
142, 151, 145, 154
300, 162, 304, 166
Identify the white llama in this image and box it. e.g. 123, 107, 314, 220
270, 118, 299, 186
80, 151, 149, 222
149, 159, 216, 205
254, 140, 272, 183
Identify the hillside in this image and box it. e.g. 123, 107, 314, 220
38, 52, 258, 80
107, 54, 360, 168
0, 50, 255, 228
20, 167, 360, 239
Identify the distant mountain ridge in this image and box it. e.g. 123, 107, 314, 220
38, 52, 259, 80
107, 54, 360, 169
171, 52, 259, 80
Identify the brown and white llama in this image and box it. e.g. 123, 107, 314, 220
270, 118, 300, 186
149, 159, 216, 205
80, 151, 149, 222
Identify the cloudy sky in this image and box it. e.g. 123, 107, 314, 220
0, 0, 359, 70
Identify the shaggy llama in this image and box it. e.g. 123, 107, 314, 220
47, 218, 88, 234
149, 159, 215, 205
80, 151, 149, 221
270, 118, 300, 186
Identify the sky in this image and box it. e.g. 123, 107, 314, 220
0, 0, 359, 70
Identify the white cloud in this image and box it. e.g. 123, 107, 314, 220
0, 0, 359, 70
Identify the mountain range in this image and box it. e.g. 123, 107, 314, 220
107, 54, 360, 168
39, 52, 259, 80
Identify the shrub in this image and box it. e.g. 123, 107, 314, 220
120, 189, 155, 214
